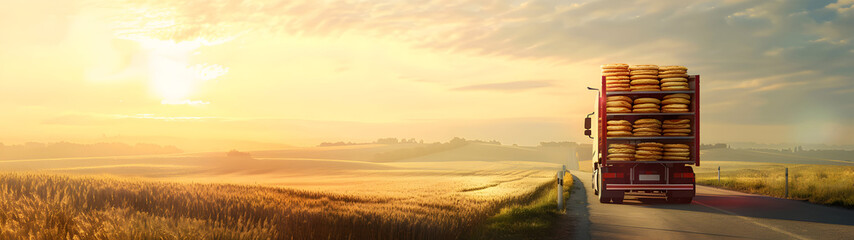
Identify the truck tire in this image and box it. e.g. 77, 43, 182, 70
666, 189, 695, 204
612, 197, 624, 204
597, 172, 609, 203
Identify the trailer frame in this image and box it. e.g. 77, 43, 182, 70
591, 75, 700, 204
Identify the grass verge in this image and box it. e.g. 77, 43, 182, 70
696, 164, 854, 208
467, 171, 573, 240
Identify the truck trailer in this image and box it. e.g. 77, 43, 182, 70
584, 65, 699, 204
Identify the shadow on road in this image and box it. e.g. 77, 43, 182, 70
621, 192, 854, 226
592, 223, 747, 239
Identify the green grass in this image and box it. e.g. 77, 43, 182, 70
467, 171, 573, 240
697, 164, 854, 208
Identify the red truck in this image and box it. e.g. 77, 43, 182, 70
583, 71, 699, 204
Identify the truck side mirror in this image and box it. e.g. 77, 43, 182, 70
584, 112, 594, 139
584, 117, 591, 130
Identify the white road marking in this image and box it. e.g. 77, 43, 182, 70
693, 201, 811, 240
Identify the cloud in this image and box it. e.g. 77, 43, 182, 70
41, 114, 114, 126
42, 114, 219, 126
100, 0, 854, 126
14, 0, 848, 145
826, 0, 854, 13
452, 80, 554, 92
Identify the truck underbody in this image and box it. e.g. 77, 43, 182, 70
593, 162, 695, 203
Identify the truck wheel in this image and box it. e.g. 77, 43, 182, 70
597, 173, 609, 203
612, 197, 624, 204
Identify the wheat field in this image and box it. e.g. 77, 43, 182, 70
0, 142, 568, 239
696, 164, 854, 208
0, 170, 555, 240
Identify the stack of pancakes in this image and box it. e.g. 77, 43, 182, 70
606, 96, 632, 113
606, 120, 632, 137
608, 143, 636, 161
662, 119, 691, 136
602, 64, 630, 92
635, 142, 664, 161
662, 94, 691, 112
629, 65, 660, 92
663, 144, 690, 161
633, 118, 662, 137
658, 66, 690, 91
633, 97, 660, 113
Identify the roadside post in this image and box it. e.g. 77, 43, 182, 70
556, 169, 564, 210
717, 166, 720, 183
785, 168, 789, 198
557, 165, 568, 210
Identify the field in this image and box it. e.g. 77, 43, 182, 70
696, 163, 854, 208
695, 148, 854, 208
574, 147, 854, 208
0, 142, 576, 239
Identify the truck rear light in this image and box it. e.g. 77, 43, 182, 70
603, 172, 624, 179
673, 173, 694, 178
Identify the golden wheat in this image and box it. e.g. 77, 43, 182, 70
697, 164, 854, 208
0, 171, 553, 239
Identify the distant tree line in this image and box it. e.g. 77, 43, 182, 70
318, 138, 426, 147
467, 139, 501, 145
317, 141, 369, 147
373, 137, 503, 161
226, 149, 252, 158
374, 138, 423, 144
700, 143, 729, 150
698, 143, 851, 161
0, 142, 182, 160
747, 147, 853, 161
539, 142, 578, 147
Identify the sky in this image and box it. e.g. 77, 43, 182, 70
1, 0, 853, 150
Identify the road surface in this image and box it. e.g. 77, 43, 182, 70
566, 171, 854, 240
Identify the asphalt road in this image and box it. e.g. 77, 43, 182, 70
566, 171, 854, 240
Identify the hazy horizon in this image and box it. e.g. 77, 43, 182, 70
2, 0, 853, 147
3, 137, 854, 156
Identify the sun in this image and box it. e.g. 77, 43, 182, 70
149, 54, 193, 102
140, 39, 227, 105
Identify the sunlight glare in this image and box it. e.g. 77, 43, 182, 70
137, 39, 229, 104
